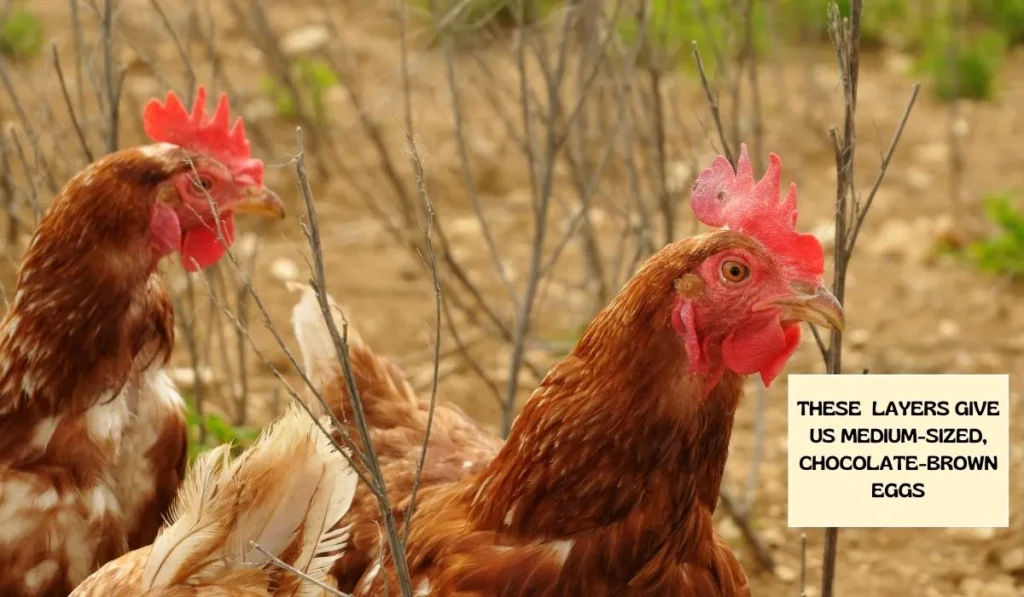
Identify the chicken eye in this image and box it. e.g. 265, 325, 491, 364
720, 260, 750, 284
191, 177, 213, 193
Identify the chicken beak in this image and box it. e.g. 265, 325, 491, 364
232, 186, 286, 219
770, 282, 846, 332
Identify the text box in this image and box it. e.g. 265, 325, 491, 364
787, 374, 1009, 528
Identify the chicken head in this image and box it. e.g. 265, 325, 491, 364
674, 144, 844, 389
143, 86, 284, 271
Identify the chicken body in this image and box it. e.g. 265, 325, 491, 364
0, 87, 284, 596
290, 146, 842, 596
0, 154, 190, 596
291, 253, 750, 596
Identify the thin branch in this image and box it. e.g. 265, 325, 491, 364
843, 84, 921, 257
294, 128, 415, 597
819, 2, 918, 596
692, 42, 735, 166
250, 542, 351, 597
51, 45, 94, 163
399, 127, 442, 546
101, 0, 121, 153
717, 489, 775, 573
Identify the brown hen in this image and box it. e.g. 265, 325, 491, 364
291, 145, 844, 596
0, 87, 284, 596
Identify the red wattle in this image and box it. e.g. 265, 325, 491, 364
721, 316, 802, 386
180, 214, 236, 272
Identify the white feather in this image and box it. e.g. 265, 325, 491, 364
138, 405, 358, 593
141, 444, 232, 588
288, 282, 363, 399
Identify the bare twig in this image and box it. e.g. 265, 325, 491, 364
294, 129, 415, 597
819, 3, 918, 596
51, 45, 95, 163
692, 26, 774, 573
398, 128, 442, 545
250, 542, 351, 597
800, 533, 808, 597
398, 0, 443, 551
692, 42, 735, 166
718, 490, 776, 573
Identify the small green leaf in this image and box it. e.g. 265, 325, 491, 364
0, 9, 43, 59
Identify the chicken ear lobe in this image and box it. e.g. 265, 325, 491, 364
180, 214, 236, 272
672, 300, 707, 373
150, 202, 183, 258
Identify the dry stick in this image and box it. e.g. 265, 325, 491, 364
317, 5, 545, 384
69, 0, 87, 111
648, 63, 672, 245
821, 3, 857, 591
615, 38, 656, 266
738, 0, 769, 518
198, 265, 376, 490
316, 0, 416, 229
499, 1, 575, 438
51, 46, 95, 163
398, 129, 443, 546
7, 127, 42, 223
181, 155, 375, 486
515, 0, 630, 313
395, 0, 443, 550
231, 235, 264, 425
799, 533, 808, 597
254, 541, 352, 597
174, 276, 209, 444
231, 0, 337, 177
565, 0, 608, 307
148, 0, 198, 101
820, 2, 919, 595
692, 38, 776, 573
250, 542, 351, 597
101, 0, 120, 153
294, 130, 415, 597
430, 0, 519, 307
0, 135, 16, 247
692, 43, 735, 167
717, 490, 776, 573
542, 1, 649, 284
743, 0, 765, 173
0, 64, 60, 194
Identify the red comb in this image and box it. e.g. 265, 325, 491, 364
689, 143, 825, 284
143, 86, 263, 186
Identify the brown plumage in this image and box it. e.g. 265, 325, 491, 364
289, 145, 845, 596
0, 150, 190, 596
70, 405, 358, 597
0, 87, 284, 596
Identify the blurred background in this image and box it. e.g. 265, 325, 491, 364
0, 0, 1021, 595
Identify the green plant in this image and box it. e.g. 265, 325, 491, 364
967, 191, 1024, 278
617, 0, 769, 73
184, 397, 260, 463
0, 8, 43, 59
260, 57, 339, 122
777, 0, 911, 48
918, 27, 1005, 101
973, 0, 1024, 46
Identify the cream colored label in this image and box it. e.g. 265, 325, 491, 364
787, 374, 1009, 528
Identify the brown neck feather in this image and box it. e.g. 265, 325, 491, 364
465, 235, 747, 574
0, 149, 176, 418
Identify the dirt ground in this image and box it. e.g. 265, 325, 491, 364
3, 1, 1023, 596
